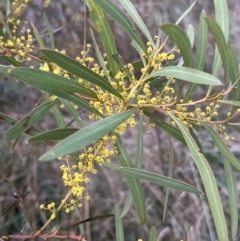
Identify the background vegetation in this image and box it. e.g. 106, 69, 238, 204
0, 1, 240, 241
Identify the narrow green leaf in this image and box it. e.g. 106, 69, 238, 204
1, 113, 41, 136
6, 100, 58, 140
147, 66, 222, 86
118, 0, 154, 47
120, 191, 133, 218
212, 0, 229, 77
131, 40, 146, 67
104, 163, 201, 194
218, 100, 240, 107
41, 49, 122, 99
143, 111, 186, 145
90, 28, 111, 82
10, 137, 20, 153
40, 109, 135, 161
31, 22, 45, 48
227, 44, 240, 99
150, 226, 157, 241
175, 0, 197, 25
136, 115, 143, 169
163, 136, 173, 222
115, 205, 124, 241
115, 135, 146, 225
28, 128, 79, 142
203, 124, 240, 171
184, 10, 207, 102
205, 17, 229, 80
187, 25, 195, 48
44, 93, 65, 128
87, 0, 119, 76
222, 157, 238, 241
169, 112, 228, 241
189, 128, 203, 153
214, 0, 229, 41
43, 14, 55, 49
92, 0, 145, 50
195, 10, 208, 71
0, 112, 55, 146
0, 56, 22, 67
60, 99, 85, 127
34, 86, 103, 117
160, 24, 192, 67
6, 67, 97, 98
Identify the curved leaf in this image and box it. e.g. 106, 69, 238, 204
41, 49, 122, 99
92, 0, 145, 50
115, 135, 146, 225
28, 128, 79, 142
160, 24, 192, 67
169, 112, 228, 241
7, 67, 97, 98
6, 100, 58, 141
40, 109, 135, 161
104, 163, 201, 194
147, 66, 222, 86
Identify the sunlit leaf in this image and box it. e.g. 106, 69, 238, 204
146, 66, 222, 86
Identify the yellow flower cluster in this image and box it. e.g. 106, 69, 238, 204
0, 0, 34, 62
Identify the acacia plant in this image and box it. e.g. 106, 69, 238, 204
0, 0, 239, 240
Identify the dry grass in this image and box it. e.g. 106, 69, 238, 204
0, 0, 240, 240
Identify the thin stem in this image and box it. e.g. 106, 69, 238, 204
32, 189, 72, 238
